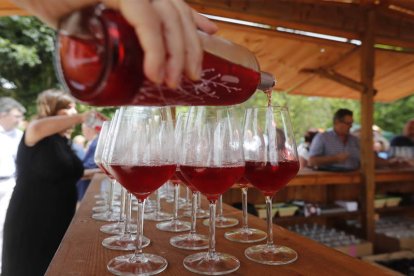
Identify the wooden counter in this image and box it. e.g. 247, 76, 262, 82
46, 174, 390, 276
283, 167, 414, 187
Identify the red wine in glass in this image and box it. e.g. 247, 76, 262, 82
245, 160, 299, 197
109, 164, 176, 201
180, 165, 245, 201
234, 176, 250, 189
97, 162, 115, 180
175, 170, 198, 192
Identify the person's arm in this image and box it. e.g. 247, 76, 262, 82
81, 168, 101, 180
11, 0, 217, 88
308, 153, 349, 167
24, 113, 89, 146
307, 133, 349, 168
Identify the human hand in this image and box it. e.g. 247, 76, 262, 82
12, 0, 217, 88
335, 152, 349, 163
81, 110, 97, 125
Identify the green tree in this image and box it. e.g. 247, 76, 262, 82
0, 16, 58, 116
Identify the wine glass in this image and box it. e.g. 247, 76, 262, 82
106, 106, 176, 275
202, 195, 238, 228
182, 192, 209, 219
144, 184, 173, 222
243, 106, 300, 265
155, 179, 190, 232
180, 106, 244, 275
155, 114, 191, 232
92, 120, 119, 222
224, 176, 267, 243
169, 112, 208, 250
100, 187, 137, 235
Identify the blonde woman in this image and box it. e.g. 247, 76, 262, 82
2, 89, 91, 276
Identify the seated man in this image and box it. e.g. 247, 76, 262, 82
308, 109, 360, 171
390, 119, 414, 147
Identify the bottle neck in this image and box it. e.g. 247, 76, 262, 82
258, 71, 275, 91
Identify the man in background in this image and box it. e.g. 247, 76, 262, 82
0, 97, 26, 270
308, 108, 360, 171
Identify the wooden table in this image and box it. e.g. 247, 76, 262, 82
46, 174, 390, 275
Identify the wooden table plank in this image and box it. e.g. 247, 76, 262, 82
46, 174, 390, 276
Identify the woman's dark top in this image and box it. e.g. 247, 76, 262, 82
2, 134, 83, 276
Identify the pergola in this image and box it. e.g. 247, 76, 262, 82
2, 0, 414, 242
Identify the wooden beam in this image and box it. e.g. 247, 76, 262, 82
187, 0, 414, 48
0, 1, 29, 16
300, 67, 368, 93
359, 9, 376, 243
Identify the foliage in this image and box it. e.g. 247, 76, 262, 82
0, 16, 58, 116
0, 16, 114, 136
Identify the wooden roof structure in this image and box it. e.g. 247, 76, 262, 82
187, 0, 414, 103
2, 0, 413, 243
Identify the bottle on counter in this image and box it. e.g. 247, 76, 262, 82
55, 4, 275, 106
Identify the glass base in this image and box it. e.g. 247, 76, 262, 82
156, 220, 191, 232
92, 205, 120, 214
224, 228, 267, 243
203, 217, 239, 228
107, 253, 167, 275
183, 208, 209, 219
144, 211, 173, 222
179, 201, 192, 211
183, 252, 240, 275
244, 244, 298, 265
100, 222, 137, 235
170, 233, 209, 250
95, 200, 121, 206
102, 235, 150, 251
92, 211, 119, 222
132, 204, 157, 213
94, 194, 105, 199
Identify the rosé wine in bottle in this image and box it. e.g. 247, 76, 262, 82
55, 4, 274, 106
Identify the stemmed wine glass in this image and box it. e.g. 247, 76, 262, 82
224, 176, 267, 242
169, 112, 208, 250
155, 114, 192, 232
144, 185, 173, 222
180, 107, 244, 275
92, 120, 119, 222
202, 195, 238, 228
106, 106, 176, 275
156, 180, 190, 231
243, 106, 300, 265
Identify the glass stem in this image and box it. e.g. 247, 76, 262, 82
173, 183, 179, 221
155, 189, 161, 217
265, 196, 274, 247
135, 199, 146, 255
208, 201, 217, 259
107, 179, 115, 212
190, 192, 197, 235
217, 195, 224, 220
123, 192, 131, 237
119, 187, 126, 223
197, 192, 201, 210
186, 187, 191, 206
241, 187, 249, 231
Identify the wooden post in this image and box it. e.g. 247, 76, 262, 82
360, 9, 376, 242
